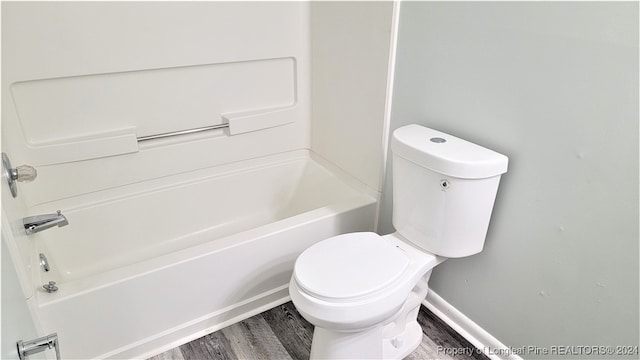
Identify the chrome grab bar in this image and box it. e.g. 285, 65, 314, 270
137, 123, 229, 142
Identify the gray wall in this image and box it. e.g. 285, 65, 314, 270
378, 2, 638, 356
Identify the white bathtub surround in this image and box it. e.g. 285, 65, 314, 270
310, 1, 395, 192
2, 2, 397, 358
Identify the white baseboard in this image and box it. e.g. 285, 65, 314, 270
423, 289, 523, 360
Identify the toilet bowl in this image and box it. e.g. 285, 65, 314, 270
290, 231, 446, 359
290, 124, 508, 359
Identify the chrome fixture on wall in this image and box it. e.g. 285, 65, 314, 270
39, 253, 51, 272
23, 211, 69, 235
1, 152, 37, 198
137, 123, 229, 142
43, 281, 59, 293
17, 333, 61, 360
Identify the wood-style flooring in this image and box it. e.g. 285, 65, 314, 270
149, 301, 489, 360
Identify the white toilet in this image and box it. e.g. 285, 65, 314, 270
289, 124, 508, 359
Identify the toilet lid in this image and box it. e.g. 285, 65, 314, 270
294, 232, 410, 300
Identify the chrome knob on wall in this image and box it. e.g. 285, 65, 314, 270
2, 152, 37, 198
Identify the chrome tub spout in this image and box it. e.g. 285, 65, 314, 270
23, 210, 69, 235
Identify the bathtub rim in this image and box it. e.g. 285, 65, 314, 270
35, 193, 375, 307
32, 149, 378, 306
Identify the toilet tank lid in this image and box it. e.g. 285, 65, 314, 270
392, 125, 508, 179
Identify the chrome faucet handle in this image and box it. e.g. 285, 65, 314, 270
2, 152, 37, 198
13, 164, 38, 182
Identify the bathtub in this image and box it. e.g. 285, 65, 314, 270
26, 150, 377, 359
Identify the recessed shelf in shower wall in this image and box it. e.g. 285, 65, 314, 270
222, 105, 296, 135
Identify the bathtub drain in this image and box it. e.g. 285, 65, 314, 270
43, 281, 58, 293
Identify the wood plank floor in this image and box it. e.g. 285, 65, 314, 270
149, 302, 489, 360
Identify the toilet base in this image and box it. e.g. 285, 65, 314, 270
309, 320, 423, 360
308, 270, 433, 359
310, 326, 384, 359
383, 321, 423, 359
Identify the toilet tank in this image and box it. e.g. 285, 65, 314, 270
391, 125, 508, 258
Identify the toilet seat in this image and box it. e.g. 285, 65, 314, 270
290, 232, 441, 331
293, 232, 410, 302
